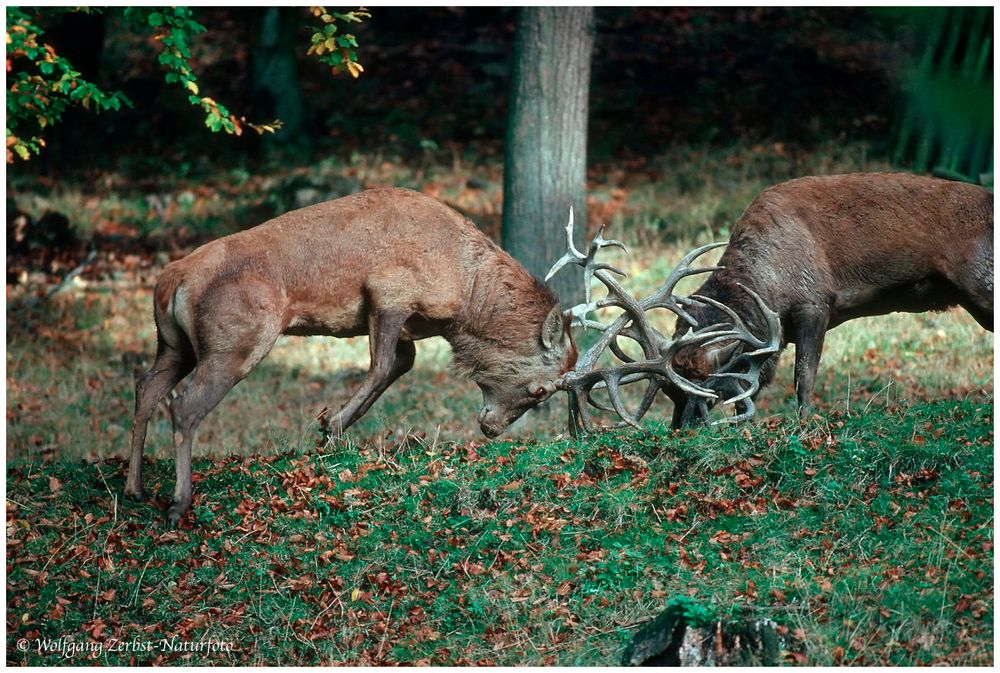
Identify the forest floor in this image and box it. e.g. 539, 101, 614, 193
6, 141, 994, 664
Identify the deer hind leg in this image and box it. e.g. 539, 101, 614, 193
165, 315, 282, 528
789, 306, 829, 420
127, 339, 194, 501
955, 239, 994, 331
326, 310, 415, 438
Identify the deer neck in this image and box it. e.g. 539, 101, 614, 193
445, 245, 554, 381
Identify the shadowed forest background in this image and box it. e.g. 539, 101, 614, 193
5, 6, 994, 667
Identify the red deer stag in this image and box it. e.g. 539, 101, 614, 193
128, 188, 577, 526
671, 172, 993, 426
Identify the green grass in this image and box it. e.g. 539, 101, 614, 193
6, 402, 993, 665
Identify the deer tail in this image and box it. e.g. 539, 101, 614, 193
153, 267, 196, 353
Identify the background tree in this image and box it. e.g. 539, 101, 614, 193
501, 7, 594, 306
251, 7, 306, 152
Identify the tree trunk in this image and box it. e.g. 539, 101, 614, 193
251, 7, 306, 153
502, 7, 594, 306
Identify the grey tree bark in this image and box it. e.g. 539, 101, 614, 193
502, 7, 594, 306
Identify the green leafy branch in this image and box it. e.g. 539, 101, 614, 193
124, 7, 281, 137
307, 6, 370, 78
6, 6, 368, 163
5, 7, 132, 162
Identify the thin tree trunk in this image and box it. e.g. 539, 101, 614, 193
252, 7, 306, 152
502, 7, 594, 305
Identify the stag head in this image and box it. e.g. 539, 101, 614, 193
546, 209, 781, 434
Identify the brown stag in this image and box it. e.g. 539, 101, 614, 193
671, 172, 993, 426
128, 188, 577, 526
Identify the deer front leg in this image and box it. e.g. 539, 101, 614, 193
789, 306, 829, 420
325, 311, 416, 438
666, 387, 708, 429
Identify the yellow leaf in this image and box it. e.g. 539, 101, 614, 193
185, 80, 199, 95
38, 116, 47, 128
324, 37, 336, 50
311, 6, 325, 17
350, 588, 361, 602
346, 61, 363, 78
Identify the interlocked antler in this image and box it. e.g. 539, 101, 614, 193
547, 208, 780, 435
694, 287, 781, 423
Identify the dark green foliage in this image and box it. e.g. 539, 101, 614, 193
123, 7, 238, 135
306, 7, 369, 77
890, 7, 993, 183
6, 8, 131, 161
7, 6, 370, 163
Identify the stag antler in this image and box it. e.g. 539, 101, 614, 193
548, 208, 781, 435
695, 285, 782, 423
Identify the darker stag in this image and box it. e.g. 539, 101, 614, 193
672, 172, 993, 426
128, 188, 577, 526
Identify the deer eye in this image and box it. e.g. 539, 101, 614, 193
532, 386, 548, 399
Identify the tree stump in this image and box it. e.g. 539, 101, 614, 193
622, 604, 782, 666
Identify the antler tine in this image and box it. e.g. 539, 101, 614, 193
566, 389, 593, 436
696, 282, 781, 420
545, 208, 631, 302
712, 391, 757, 425
709, 371, 758, 405
602, 374, 641, 429
689, 294, 758, 343
737, 283, 782, 346
591, 225, 628, 255
709, 283, 782, 380
544, 206, 586, 282
632, 378, 664, 423
645, 242, 726, 304
585, 372, 662, 427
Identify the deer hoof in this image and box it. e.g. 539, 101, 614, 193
164, 503, 188, 529
126, 488, 147, 503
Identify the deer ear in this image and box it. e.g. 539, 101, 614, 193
540, 304, 565, 350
